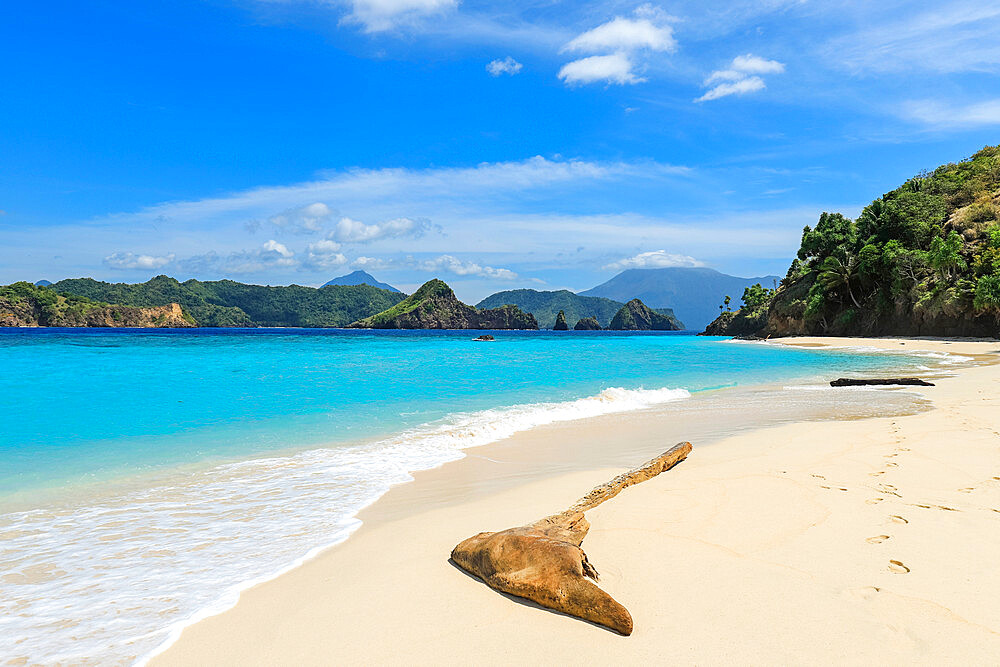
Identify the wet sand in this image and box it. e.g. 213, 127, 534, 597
152, 337, 1000, 665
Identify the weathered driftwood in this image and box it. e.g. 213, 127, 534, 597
830, 377, 935, 387
450, 442, 692, 635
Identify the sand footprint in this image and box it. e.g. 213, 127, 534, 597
812, 474, 826, 480
866, 535, 890, 544
913, 503, 960, 512
877, 484, 902, 498
888, 560, 910, 574
866, 497, 885, 505
869, 471, 886, 477
958, 487, 975, 493
890, 515, 908, 524
886, 462, 899, 468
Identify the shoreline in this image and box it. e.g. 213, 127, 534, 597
3, 333, 946, 666
152, 336, 1000, 665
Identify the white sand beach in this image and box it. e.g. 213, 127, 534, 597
153, 337, 1000, 665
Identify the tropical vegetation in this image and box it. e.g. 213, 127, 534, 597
710, 145, 1000, 337
51, 275, 405, 327
0, 281, 194, 327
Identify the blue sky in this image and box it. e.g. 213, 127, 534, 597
2, 0, 999, 301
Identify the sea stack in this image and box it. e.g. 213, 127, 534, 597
553, 310, 569, 330
607, 298, 681, 331
574, 317, 601, 330
348, 279, 538, 330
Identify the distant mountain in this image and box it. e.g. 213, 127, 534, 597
34, 280, 52, 287
581, 267, 780, 330
349, 279, 537, 329
323, 270, 401, 293
476, 289, 631, 328
51, 275, 405, 327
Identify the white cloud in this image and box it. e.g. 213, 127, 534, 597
697, 53, 783, 102
559, 53, 643, 86
558, 6, 674, 87
304, 240, 348, 269
900, 98, 1000, 128
225, 240, 298, 274
344, 0, 457, 32
827, 3, 1000, 74
417, 254, 517, 280
103, 252, 175, 270
603, 250, 705, 271
704, 69, 744, 84
329, 216, 430, 243
268, 202, 335, 234
109, 156, 677, 231
32, 156, 705, 285
486, 56, 522, 76
563, 15, 676, 54
730, 54, 785, 75
352, 256, 394, 270
696, 76, 765, 102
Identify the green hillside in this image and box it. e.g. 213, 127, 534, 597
1, 281, 193, 327
51, 275, 406, 327
607, 299, 683, 331
349, 279, 537, 329
707, 145, 1000, 337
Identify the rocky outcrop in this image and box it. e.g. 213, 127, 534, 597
574, 316, 602, 330
348, 279, 538, 330
0, 285, 193, 327
701, 309, 771, 336
553, 310, 569, 330
451, 442, 692, 635
830, 377, 935, 387
607, 298, 682, 331
84, 302, 193, 327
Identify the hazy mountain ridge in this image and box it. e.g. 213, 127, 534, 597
323, 270, 401, 293
476, 289, 630, 328
580, 267, 780, 331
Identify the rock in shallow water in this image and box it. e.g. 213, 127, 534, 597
830, 378, 935, 387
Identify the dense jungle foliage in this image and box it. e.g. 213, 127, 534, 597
51, 275, 406, 327
711, 145, 1000, 336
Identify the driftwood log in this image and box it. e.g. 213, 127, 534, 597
450, 442, 692, 635
830, 378, 935, 387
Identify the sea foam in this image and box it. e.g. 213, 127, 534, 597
0, 385, 688, 666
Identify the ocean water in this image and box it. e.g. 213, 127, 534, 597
0, 329, 958, 664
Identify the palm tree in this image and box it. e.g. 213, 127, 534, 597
929, 231, 966, 281
817, 255, 861, 308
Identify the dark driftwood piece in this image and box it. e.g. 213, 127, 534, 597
450, 442, 692, 636
830, 378, 935, 387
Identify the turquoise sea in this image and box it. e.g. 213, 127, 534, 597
0, 329, 960, 665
